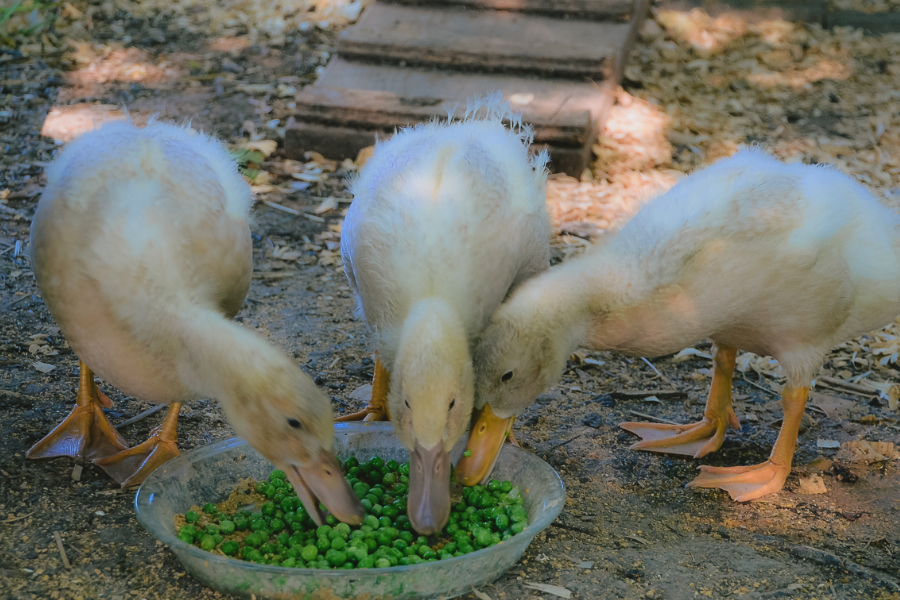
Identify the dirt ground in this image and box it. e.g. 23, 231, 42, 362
2, 3, 900, 600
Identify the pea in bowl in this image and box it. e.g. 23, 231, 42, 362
135, 422, 566, 600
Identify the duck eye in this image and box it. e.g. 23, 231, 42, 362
449, 398, 455, 410
501, 371, 514, 383
405, 399, 410, 409
287, 418, 302, 430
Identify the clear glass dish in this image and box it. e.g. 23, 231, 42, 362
134, 422, 565, 600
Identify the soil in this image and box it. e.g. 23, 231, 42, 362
2, 5, 900, 600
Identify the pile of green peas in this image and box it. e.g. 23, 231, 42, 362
174, 455, 528, 569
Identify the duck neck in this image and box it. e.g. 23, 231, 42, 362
171, 307, 296, 423
509, 246, 634, 358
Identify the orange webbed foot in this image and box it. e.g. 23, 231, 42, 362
27, 361, 128, 463
94, 403, 181, 487
687, 461, 789, 502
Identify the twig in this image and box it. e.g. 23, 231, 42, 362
722, 528, 900, 592
0, 203, 29, 219
53, 531, 71, 569
262, 200, 301, 216
3, 512, 34, 523
543, 434, 582, 454
738, 375, 780, 397
627, 410, 679, 425
302, 213, 325, 223
641, 357, 679, 389
817, 376, 878, 396
533, 94, 573, 140
115, 404, 165, 429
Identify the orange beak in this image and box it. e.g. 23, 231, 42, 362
455, 403, 514, 486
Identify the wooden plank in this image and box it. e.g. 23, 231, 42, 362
283, 120, 593, 177
293, 87, 592, 147
316, 59, 615, 124
337, 3, 629, 79
381, 0, 636, 21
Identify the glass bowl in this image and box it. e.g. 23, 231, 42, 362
134, 422, 565, 600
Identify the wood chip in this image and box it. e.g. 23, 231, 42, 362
523, 583, 572, 598
53, 531, 71, 569
798, 474, 827, 495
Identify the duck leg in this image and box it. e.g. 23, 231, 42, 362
687, 384, 808, 502
335, 354, 391, 422
620, 344, 741, 458
27, 360, 128, 463
93, 403, 182, 487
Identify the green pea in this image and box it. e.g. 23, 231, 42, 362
270, 469, 286, 481
316, 537, 331, 552
316, 525, 332, 538
301, 544, 318, 562
177, 532, 193, 544
374, 557, 391, 568
510, 521, 525, 534
358, 556, 375, 568
363, 515, 380, 529
344, 456, 360, 469
495, 514, 510, 530
371, 504, 383, 517
331, 537, 347, 550
203, 503, 218, 514
259, 543, 275, 555
184, 511, 200, 524
221, 540, 239, 556
399, 530, 414, 543
403, 546, 417, 557
276, 532, 290, 545
392, 539, 408, 551
473, 527, 492, 547
500, 481, 513, 493
325, 549, 347, 567
200, 535, 216, 551
365, 493, 379, 505
325, 514, 338, 526
443, 542, 457, 554
382, 472, 397, 486
510, 507, 528, 523
281, 557, 296, 567
335, 522, 351, 536
399, 462, 410, 476
375, 532, 391, 546
216, 519, 234, 535
378, 516, 392, 529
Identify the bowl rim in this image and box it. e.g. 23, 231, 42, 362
134, 422, 566, 578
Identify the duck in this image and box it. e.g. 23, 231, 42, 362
27, 120, 364, 525
339, 95, 551, 532
456, 148, 900, 501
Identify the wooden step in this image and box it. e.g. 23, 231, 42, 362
285, 61, 616, 176
337, 2, 632, 79
380, 0, 637, 21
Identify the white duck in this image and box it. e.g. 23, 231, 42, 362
27, 121, 363, 524
339, 95, 551, 532
458, 149, 900, 501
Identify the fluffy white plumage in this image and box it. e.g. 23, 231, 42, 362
340, 97, 550, 530
467, 148, 900, 501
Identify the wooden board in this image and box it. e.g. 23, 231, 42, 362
381, 0, 636, 21
316, 59, 616, 123
338, 3, 630, 79
284, 120, 593, 176
293, 87, 593, 147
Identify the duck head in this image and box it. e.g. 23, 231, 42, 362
389, 299, 474, 534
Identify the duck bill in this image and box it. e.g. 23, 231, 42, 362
455, 403, 514, 486
286, 449, 365, 527
407, 441, 451, 535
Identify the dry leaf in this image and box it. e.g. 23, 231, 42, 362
471, 589, 493, 600
672, 347, 712, 362
835, 440, 897, 463
32, 362, 55, 374
523, 583, 572, 598
313, 197, 338, 214
244, 140, 278, 158
797, 473, 827, 494
355, 146, 375, 169
816, 439, 841, 450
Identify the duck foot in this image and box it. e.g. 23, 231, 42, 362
336, 355, 391, 422
621, 344, 740, 459
687, 461, 789, 502
27, 361, 128, 463
94, 403, 181, 487
620, 414, 739, 458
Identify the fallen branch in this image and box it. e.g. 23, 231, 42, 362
115, 404, 165, 429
